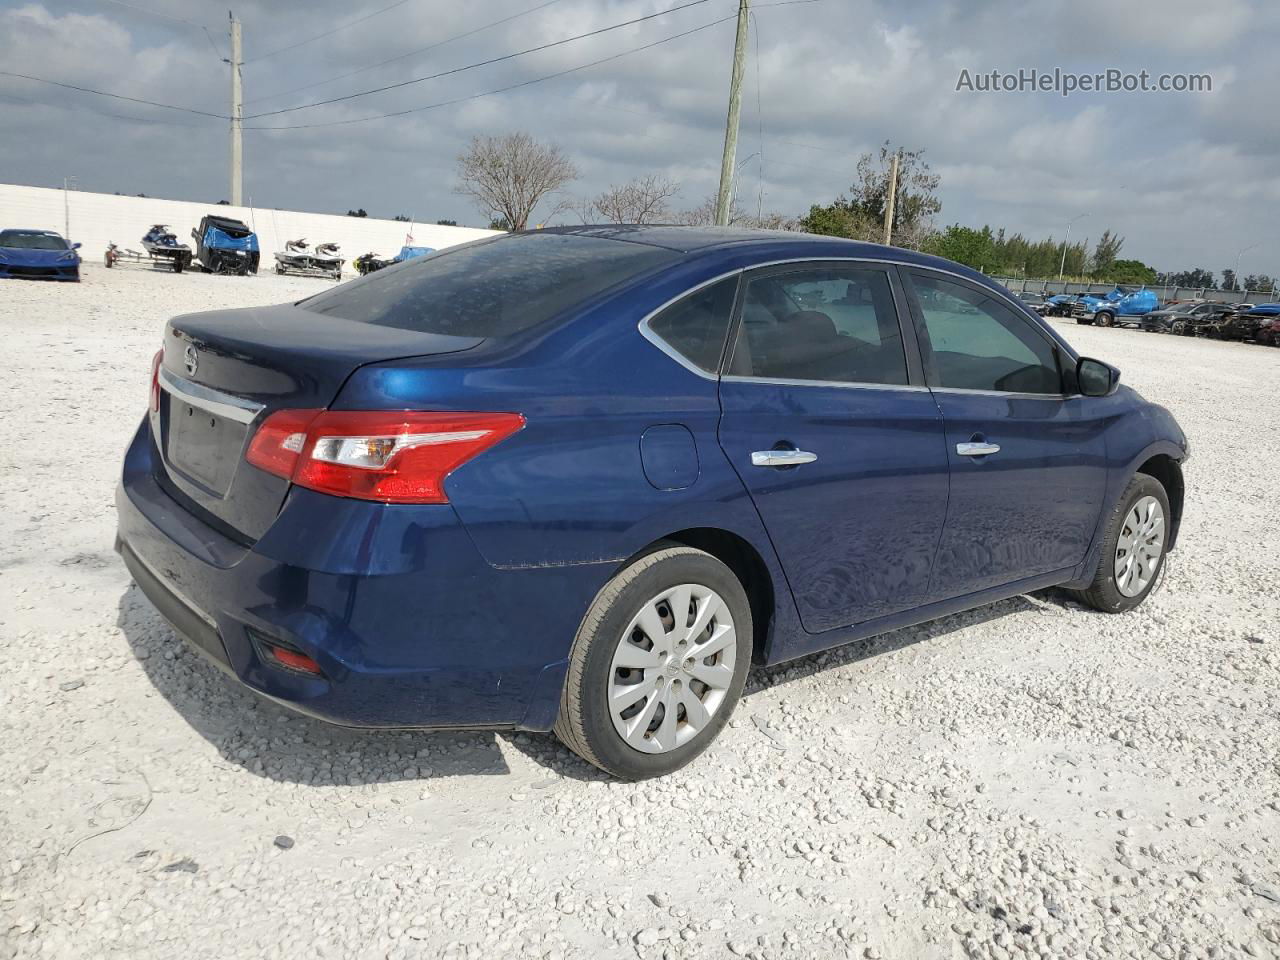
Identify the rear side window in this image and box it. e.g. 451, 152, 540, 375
303, 232, 676, 337
728, 266, 910, 386
908, 272, 1062, 394
646, 277, 739, 373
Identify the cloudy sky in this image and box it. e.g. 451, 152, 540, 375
1, 0, 1277, 273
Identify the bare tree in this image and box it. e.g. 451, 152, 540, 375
675, 195, 798, 231
587, 174, 680, 224
454, 132, 578, 231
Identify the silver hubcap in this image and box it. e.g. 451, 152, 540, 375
1114, 495, 1165, 597
608, 584, 737, 754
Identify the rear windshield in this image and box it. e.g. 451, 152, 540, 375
0, 230, 67, 250
303, 232, 677, 337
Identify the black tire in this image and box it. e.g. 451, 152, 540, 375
555, 544, 752, 780
1096, 311, 1115, 328
172, 257, 183, 274
1067, 474, 1170, 613
104, 253, 114, 268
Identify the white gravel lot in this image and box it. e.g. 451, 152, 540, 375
2, 265, 1278, 960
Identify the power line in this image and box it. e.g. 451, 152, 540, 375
0, 70, 225, 119
95, 0, 215, 29
91, 0, 224, 62
246, 0, 567, 105
242, 0, 714, 120
245, 13, 736, 131
0, 87, 209, 127
244, 0, 415, 64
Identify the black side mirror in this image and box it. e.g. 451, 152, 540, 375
1077, 357, 1119, 397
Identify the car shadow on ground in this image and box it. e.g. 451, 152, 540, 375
503, 592, 1048, 780
117, 585, 513, 785
120, 584, 1050, 787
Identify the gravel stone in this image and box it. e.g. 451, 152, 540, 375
2, 271, 1277, 960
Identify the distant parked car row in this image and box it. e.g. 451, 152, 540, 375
1009, 285, 1279, 346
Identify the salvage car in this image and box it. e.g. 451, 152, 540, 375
116, 227, 1190, 780
1254, 317, 1280, 346
191, 214, 260, 275
1140, 301, 1235, 333
1077, 286, 1160, 327
1201, 310, 1271, 342
1015, 291, 1050, 314
0, 228, 81, 281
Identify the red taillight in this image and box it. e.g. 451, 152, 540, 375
245, 410, 524, 504
149, 349, 163, 413
245, 408, 322, 477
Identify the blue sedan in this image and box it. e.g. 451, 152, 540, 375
115, 227, 1189, 779
0, 228, 81, 281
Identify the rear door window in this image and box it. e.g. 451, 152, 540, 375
645, 277, 739, 373
303, 232, 676, 337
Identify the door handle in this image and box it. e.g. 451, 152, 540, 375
751, 449, 818, 467
956, 441, 1001, 457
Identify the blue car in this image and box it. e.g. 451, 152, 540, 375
1077, 286, 1159, 327
0, 228, 81, 281
394, 245, 435, 262
115, 227, 1190, 779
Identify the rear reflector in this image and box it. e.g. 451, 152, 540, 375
245, 409, 524, 504
265, 644, 323, 676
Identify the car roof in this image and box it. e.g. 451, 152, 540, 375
533, 224, 808, 252
529, 224, 984, 271
520, 225, 1028, 308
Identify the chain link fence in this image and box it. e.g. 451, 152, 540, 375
995, 277, 1278, 305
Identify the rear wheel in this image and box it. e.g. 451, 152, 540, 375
1068, 474, 1170, 613
555, 545, 752, 780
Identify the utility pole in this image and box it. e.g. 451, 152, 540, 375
713, 0, 749, 227
1058, 213, 1087, 280
882, 151, 899, 245
63, 176, 76, 242
228, 12, 243, 207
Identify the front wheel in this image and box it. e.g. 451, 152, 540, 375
1096, 312, 1115, 328
555, 545, 752, 780
1068, 474, 1170, 613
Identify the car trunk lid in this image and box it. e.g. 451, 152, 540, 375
154, 303, 482, 542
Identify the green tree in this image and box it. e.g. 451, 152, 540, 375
1157, 268, 1214, 288
922, 224, 997, 270
1089, 229, 1124, 276
800, 142, 941, 247
1106, 259, 1158, 284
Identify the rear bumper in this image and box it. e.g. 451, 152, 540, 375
115, 418, 608, 730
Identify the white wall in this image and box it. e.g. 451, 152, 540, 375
0, 183, 498, 276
